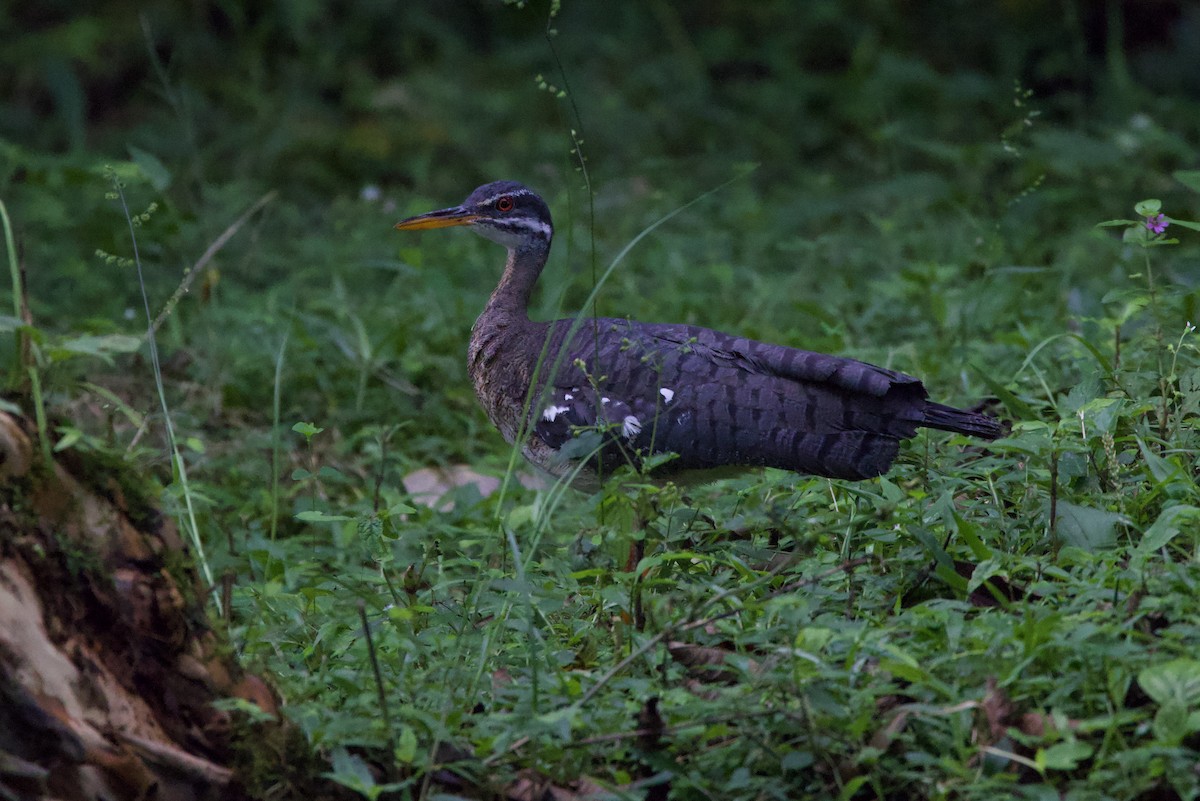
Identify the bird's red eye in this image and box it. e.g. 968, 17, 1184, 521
496, 196, 514, 212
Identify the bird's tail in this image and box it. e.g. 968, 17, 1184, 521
922, 402, 1004, 440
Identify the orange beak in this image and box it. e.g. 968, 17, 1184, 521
394, 206, 481, 231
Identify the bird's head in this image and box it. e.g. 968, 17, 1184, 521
394, 180, 553, 250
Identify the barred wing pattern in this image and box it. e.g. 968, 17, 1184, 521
530, 318, 999, 481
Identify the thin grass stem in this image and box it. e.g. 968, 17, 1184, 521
112, 175, 219, 614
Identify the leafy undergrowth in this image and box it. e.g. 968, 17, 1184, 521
4, 3, 1200, 799
213, 191, 1200, 800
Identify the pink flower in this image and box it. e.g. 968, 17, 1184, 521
1145, 213, 1170, 234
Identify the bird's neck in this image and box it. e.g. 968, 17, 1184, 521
482, 240, 549, 320
468, 240, 551, 443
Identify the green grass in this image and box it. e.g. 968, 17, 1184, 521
3, 2, 1200, 799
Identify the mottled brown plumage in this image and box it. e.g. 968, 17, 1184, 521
396, 181, 1001, 487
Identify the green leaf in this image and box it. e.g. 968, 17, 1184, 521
1134, 199, 1161, 216
54, 427, 84, 452
358, 514, 389, 562
1152, 699, 1190, 745
1038, 740, 1094, 770
1053, 501, 1126, 551
292, 421, 324, 438
1140, 505, 1200, 551
1077, 397, 1122, 437
394, 725, 418, 764
556, 429, 604, 461
325, 747, 375, 794
127, 145, 172, 191
1094, 219, 1137, 228
954, 511, 993, 561
966, 557, 1006, 597
53, 333, 141, 361
1138, 437, 1193, 495
295, 510, 353, 523
838, 775, 870, 801
1139, 659, 1200, 706
1173, 170, 1200, 194
880, 646, 928, 683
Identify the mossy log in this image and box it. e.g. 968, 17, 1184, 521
0, 411, 288, 800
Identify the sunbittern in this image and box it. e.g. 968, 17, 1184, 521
395, 181, 1002, 490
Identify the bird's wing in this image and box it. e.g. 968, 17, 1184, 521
529, 319, 926, 480
646, 324, 925, 399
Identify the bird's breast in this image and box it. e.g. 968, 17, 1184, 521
467, 317, 547, 447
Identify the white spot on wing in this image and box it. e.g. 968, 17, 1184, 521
542, 405, 570, 422
622, 415, 642, 438
563, 393, 573, 401
601, 397, 610, 405
659, 388, 674, 403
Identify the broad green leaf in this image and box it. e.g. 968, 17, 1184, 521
1152, 699, 1190, 745
1138, 437, 1194, 496
880, 646, 928, 683
967, 557, 1006, 597
292, 421, 324, 438
325, 747, 375, 793
1038, 740, 1093, 770
1140, 505, 1200, 551
794, 627, 834, 653
1061, 374, 1101, 415
1134, 199, 1161, 216
1077, 397, 1122, 437
1053, 501, 1126, 551
358, 514, 387, 561
1139, 659, 1200, 705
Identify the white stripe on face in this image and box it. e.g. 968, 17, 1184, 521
474, 216, 552, 247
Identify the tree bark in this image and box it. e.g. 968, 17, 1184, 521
0, 411, 288, 800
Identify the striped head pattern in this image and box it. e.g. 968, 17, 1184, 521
395, 180, 553, 250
